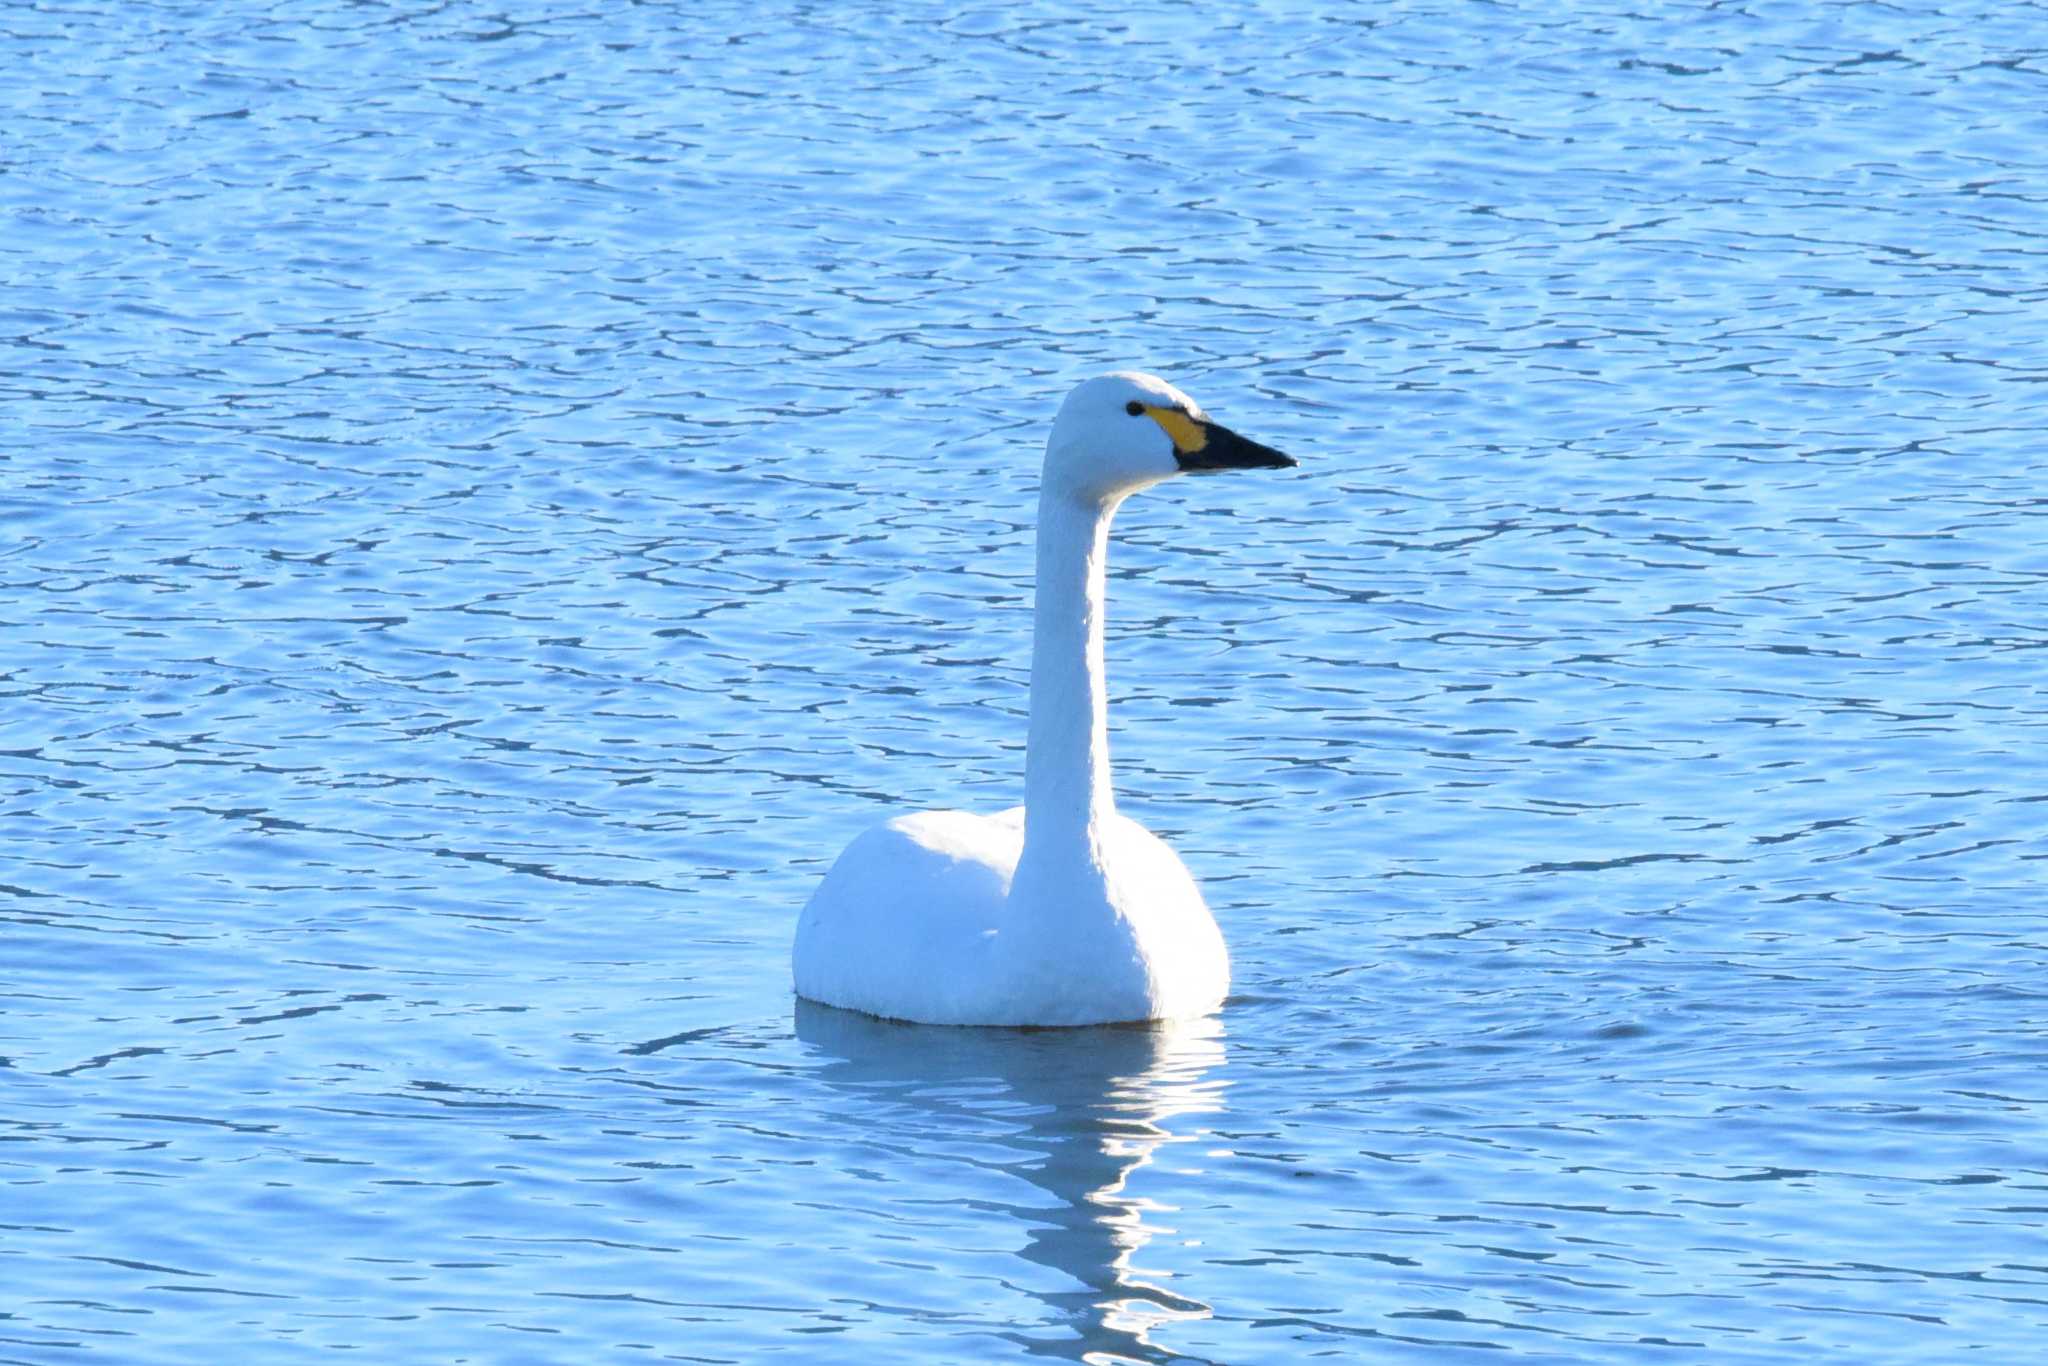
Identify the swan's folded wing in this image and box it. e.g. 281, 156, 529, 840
791, 807, 1023, 1022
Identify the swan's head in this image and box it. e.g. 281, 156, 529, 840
1044, 371, 1296, 503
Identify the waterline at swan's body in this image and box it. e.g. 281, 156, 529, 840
792, 372, 1295, 1027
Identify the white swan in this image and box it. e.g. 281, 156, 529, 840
793, 372, 1297, 1026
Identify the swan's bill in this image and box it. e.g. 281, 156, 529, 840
1140, 405, 1297, 473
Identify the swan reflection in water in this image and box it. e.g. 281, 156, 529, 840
794, 1001, 1228, 1362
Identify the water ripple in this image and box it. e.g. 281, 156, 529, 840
4, 0, 2046, 1361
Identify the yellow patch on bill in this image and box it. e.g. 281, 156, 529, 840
1144, 405, 1209, 455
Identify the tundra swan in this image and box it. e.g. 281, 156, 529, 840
792, 372, 1296, 1026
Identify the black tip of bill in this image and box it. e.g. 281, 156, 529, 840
1176, 421, 1298, 474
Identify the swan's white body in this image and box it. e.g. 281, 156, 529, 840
793, 372, 1295, 1027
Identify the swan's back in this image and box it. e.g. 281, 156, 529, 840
792, 807, 1021, 1023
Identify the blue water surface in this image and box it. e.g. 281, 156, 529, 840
4, 1, 2046, 1361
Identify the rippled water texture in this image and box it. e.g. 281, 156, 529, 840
5, 1, 2047, 1361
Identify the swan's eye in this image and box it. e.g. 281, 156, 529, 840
1125, 400, 1145, 416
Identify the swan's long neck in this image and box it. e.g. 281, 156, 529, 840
1020, 485, 1121, 875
